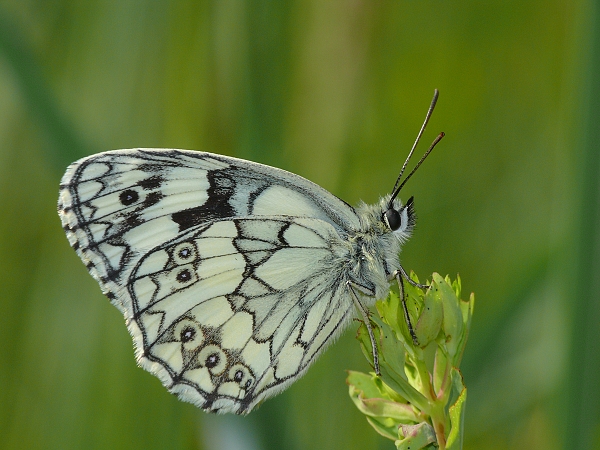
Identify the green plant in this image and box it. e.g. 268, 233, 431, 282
348, 273, 474, 450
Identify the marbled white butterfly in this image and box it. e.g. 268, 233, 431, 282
58, 90, 443, 414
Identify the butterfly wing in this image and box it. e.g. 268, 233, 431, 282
129, 216, 353, 413
58, 149, 358, 413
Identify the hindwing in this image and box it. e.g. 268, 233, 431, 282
129, 217, 353, 413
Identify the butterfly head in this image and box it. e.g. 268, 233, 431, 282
382, 195, 415, 236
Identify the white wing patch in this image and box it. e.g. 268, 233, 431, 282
252, 185, 334, 219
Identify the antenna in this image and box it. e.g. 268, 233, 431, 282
388, 89, 442, 207
392, 132, 444, 201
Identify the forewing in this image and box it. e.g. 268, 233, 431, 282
128, 217, 354, 414
58, 148, 358, 315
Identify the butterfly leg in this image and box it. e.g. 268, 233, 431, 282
394, 269, 420, 346
347, 282, 380, 375
397, 264, 429, 290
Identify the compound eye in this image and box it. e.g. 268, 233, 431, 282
384, 208, 402, 231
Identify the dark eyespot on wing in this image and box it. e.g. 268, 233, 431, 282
119, 189, 139, 205
205, 353, 220, 368
181, 326, 196, 342
176, 268, 192, 283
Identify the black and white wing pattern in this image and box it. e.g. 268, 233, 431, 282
58, 149, 364, 414
128, 217, 352, 413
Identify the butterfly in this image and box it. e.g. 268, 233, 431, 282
58, 90, 443, 414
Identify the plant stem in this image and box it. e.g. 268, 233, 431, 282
430, 402, 447, 450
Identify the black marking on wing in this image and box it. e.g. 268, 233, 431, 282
59, 154, 174, 284
143, 314, 257, 409
247, 184, 269, 215
119, 189, 139, 206
277, 221, 293, 246
171, 168, 236, 231
138, 175, 164, 190
141, 190, 164, 207
120, 215, 356, 414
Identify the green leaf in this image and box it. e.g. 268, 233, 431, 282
449, 274, 461, 299
395, 422, 437, 450
453, 291, 475, 368
357, 396, 420, 422
446, 371, 467, 450
366, 416, 398, 441
346, 370, 389, 399
432, 345, 449, 397
403, 275, 425, 341
379, 362, 430, 413
376, 317, 408, 379
376, 290, 405, 340
433, 273, 464, 359
356, 321, 376, 368
415, 283, 443, 346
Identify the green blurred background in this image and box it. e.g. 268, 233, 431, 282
1, 1, 599, 449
